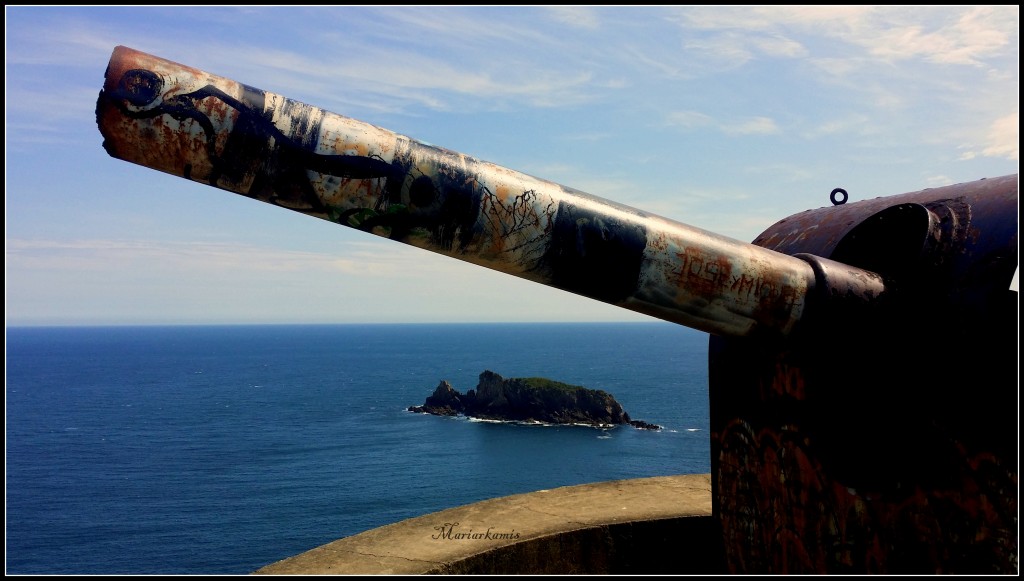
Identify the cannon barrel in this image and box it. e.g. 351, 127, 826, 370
96, 45, 887, 339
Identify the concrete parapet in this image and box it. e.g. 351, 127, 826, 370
253, 473, 722, 575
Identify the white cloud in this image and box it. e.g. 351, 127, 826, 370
666, 6, 1016, 75
803, 114, 878, 139
925, 175, 955, 187
616, 44, 694, 80
665, 110, 714, 130
681, 34, 756, 69
665, 112, 780, 136
361, 7, 558, 47
670, 5, 873, 31
958, 150, 978, 161
953, 112, 1019, 162
194, 32, 603, 112
544, 6, 601, 30
750, 34, 808, 59
4, 238, 430, 278
4, 15, 121, 66
4, 236, 656, 325
859, 8, 1011, 67
982, 112, 1019, 161
721, 117, 781, 135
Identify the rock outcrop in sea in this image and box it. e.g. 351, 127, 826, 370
408, 370, 661, 430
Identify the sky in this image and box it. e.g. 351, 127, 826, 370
5, 6, 1019, 327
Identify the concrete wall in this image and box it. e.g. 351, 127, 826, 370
254, 473, 722, 575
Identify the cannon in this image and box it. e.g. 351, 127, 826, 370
96, 46, 1018, 574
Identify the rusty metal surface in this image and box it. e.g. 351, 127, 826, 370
711, 177, 1018, 573
710, 334, 1018, 574
753, 175, 1018, 262
96, 45, 831, 339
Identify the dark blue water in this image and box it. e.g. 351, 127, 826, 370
5, 323, 710, 574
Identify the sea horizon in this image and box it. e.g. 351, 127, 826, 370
6, 321, 711, 574
4, 319, 673, 333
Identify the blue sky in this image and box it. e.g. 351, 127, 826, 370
5, 6, 1019, 326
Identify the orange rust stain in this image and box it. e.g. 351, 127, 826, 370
318, 175, 383, 206
647, 232, 669, 254
105, 48, 236, 113
674, 247, 733, 299
336, 140, 369, 157
718, 413, 1016, 573
198, 95, 233, 122
764, 362, 807, 400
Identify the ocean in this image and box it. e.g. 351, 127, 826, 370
5, 322, 711, 574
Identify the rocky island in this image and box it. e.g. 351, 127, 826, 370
408, 370, 661, 430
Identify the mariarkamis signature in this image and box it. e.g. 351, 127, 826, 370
432, 522, 521, 541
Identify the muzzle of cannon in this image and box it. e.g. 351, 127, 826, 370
96, 46, 1018, 574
